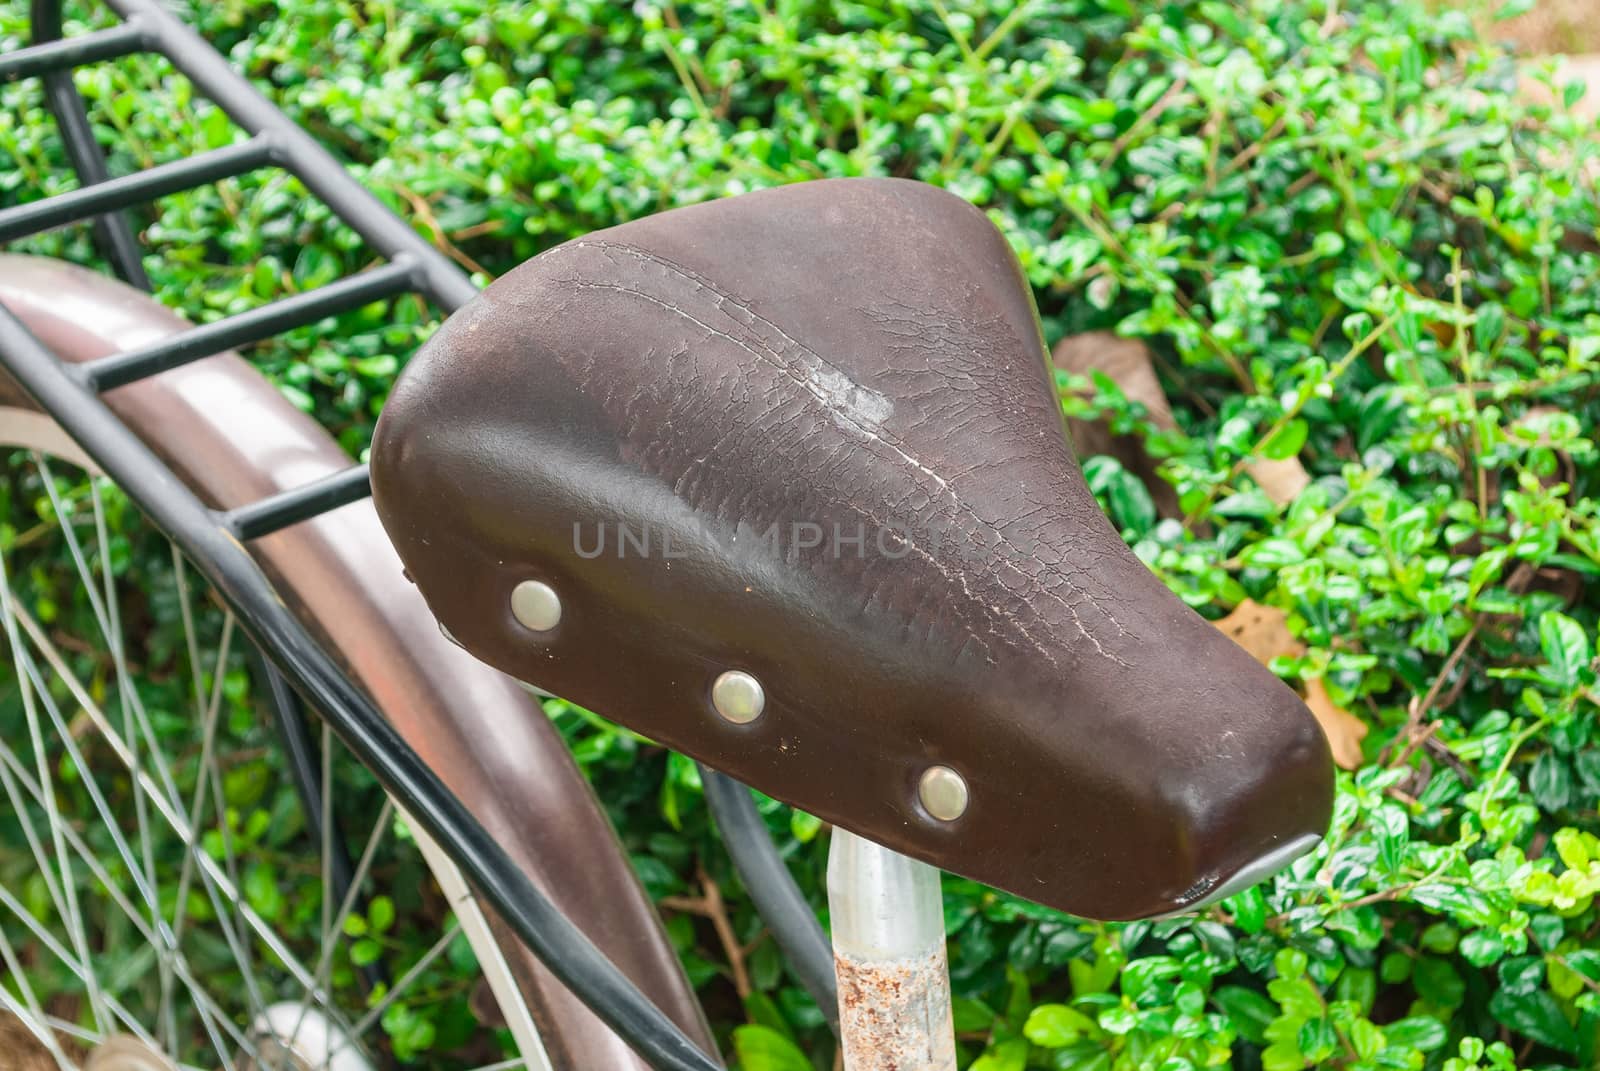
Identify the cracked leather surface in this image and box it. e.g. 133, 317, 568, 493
372, 177, 1334, 921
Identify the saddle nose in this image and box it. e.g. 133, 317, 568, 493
1133, 664, 1332, 916
1180, 836, 1322, 915
952, 542, 1333, 920
371, 176, 1335, 920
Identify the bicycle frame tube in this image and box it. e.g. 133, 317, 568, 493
700, 767, 840, 1026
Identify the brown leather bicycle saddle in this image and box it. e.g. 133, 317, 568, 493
372, 178, 1334, 921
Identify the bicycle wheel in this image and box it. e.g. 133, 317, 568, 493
0, 441, 503, 1070
0, 254, 716, 1070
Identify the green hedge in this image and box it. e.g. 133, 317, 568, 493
4, 0, 1600, 1068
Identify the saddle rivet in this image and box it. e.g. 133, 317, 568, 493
918, 765, 969, 822
510, 580, 562, 632
711, 670, 765, 724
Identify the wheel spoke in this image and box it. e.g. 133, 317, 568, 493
6, 643, 251, 1069
0, 881, 167, 1054
0, 665, 76, 953
9, 592, 189, 835
34, 457, 184, 810
0, 543, 110, 1037
320, 721, 333, 967
337, 917, 462, 1064
291, 795, 393, 1051
5, 587, 282, 1010
1, 591, 352, 1069
91, 480, 176, 1052
166, 574, 245, 966
0, 970, 79, 1071
5, 583, 330, 1005
0, 724, 255, 1071
171, 549, 255, 988
3, 442, 529, 1068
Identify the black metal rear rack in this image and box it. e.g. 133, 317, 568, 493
0, 0, 481, 545
0, 2, 724, 1068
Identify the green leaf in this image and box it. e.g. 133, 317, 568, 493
1461, 930, 1506, 967
742, 991, 794, 1043
1262, 418, 1309, 460
1242, 539, 1305, 568
1497, 956, 1544, 997
1385, 1016, 1448, 1051
1530, 751, 1573, 812
1108, 470, 1157, 534
1097, 1005, 1138, 1035
1335, 966, 1376, 1013
971, 1037, 1029, 1071
1228, 885, 1268, 934
368, 895, 395, 934
244, 863, 282, 921
351, 938, 382, 966
1274, 948, 1308, 982
1374, 802, 1409, 874
1120, 956, 1181, 1004
1297, 1016, 1337, 1062
1539, 611, 1590, 688
1262, 1039, 1305, 1071
1082, 455, 1156, 534
1489, 989, 1580, 1054
1052, 1041, 1112, 1071
352, 354, 398, 378
789, 809, 823, 843
446, 928, 478, 975
1025, 1003, 1096, 1047
953, 996, 997, 1034
1475, 301, 1506, 350
1214, 985, 1277, 1045
1413, 956, 1465, 1009
730, 1025, 812, 1071
1349, 1018, 1383, 1060
1561, 948, 1600, 983
200, 106, 233, 150
1004, 966, 1031, 1029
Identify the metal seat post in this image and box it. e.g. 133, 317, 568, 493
827, 829, 957, 1070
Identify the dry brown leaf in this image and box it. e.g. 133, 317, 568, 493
1213, 598, 1303, 663
1053, 332, 1177, 431
1051, 332, 1183, 519
1484, 0, 1600, 54
1304, 678, 1369, 770
1053, 333, 1313, 509
1213, 599, 1366, 770
3, 1009, 80, 1071
1245, 456, 1311, 507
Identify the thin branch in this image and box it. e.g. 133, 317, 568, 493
660, 867, 752, 998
